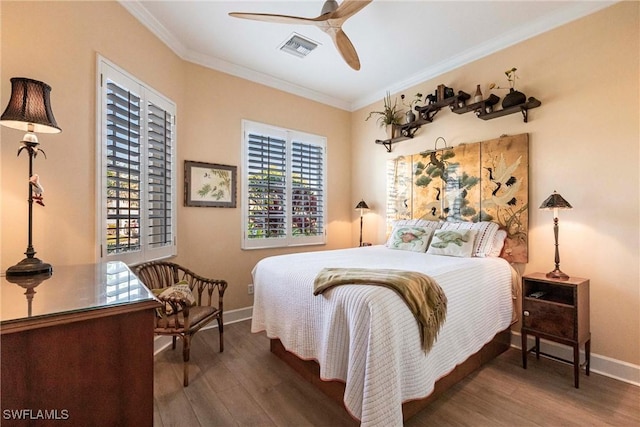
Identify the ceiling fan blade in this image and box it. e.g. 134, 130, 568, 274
228, 12, 319, 26
231, 1, 370, 71
331, 0, 372, 20
328, 28, 361, 70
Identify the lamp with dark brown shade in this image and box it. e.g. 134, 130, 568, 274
1, 77, 61, 276
539, 191, 572, 280
355, 199, 369, 247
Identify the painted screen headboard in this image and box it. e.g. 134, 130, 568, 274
387, 133, 529, 263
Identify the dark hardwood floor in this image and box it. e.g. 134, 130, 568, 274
154, 320, 639, 426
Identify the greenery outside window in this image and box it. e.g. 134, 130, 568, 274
241, 120, 326, 249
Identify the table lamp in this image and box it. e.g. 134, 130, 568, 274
1, 77, 61, 276
355, 199, 369, 247
539, 191, 572, 280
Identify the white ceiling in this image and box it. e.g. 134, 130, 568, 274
121, 1, 614, 111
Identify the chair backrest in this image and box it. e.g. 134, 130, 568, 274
133, 261, 227, 308
133, 261, 183, 290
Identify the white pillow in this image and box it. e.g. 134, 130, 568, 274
427, 229, 478, 258
440, 221, 499, 257
488, 229, 508, 257
386, 225, 435, 252
391, 219, 442, 230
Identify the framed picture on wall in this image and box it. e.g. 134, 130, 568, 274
184, 161, 237, 208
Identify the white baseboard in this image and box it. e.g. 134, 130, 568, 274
153, 306, 253, 355
512, 331, 640, 387
153, 311, 639, 388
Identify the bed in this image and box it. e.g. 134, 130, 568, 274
251, 232, 518, 426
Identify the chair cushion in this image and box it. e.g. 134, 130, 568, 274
155, 305, 220, 332
153, 280, 195, 315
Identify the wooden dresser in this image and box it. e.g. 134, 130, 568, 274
1, 262, 159, 426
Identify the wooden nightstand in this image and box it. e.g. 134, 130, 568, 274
521, 273, 590, 388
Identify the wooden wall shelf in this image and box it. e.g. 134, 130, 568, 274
416, 91, 471, 122
477, 97, 541, 122
451, 93, 500, 115
375, 135, 411, 153
374, 88, 542, 152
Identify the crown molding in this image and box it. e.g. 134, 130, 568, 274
120, 1, 616, 113
117, 1, 351, 111
183, 50, 353, 111
351, 1, 617, 111
118, 1, 189, 57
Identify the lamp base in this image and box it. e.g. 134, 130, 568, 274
6, 257, 52, 277
546, 268, 569, 280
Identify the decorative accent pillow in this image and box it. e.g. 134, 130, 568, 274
488, 229, 508, 257
427, 229, 478, 258
440, 221, 499, 257
391, 219, 442, 230
154, 280, 196, 314
385, 225, 435, 252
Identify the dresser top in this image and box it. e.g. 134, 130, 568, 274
1, 261, 157, 328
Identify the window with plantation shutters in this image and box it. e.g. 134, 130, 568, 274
98, 58, 177, 265
242, 121, 326, 249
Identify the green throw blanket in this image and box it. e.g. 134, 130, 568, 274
313, 268, 447, 353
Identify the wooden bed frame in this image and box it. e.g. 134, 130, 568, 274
270, 328, 511, 422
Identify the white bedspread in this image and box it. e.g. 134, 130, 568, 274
251, 245, 514, 426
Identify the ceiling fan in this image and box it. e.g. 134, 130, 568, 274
229, 0, 372, 71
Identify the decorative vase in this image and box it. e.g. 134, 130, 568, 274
473, 84, 483, 103
405, 110, 416, 124
502, 88, 526, 108
386, 124, 399, 140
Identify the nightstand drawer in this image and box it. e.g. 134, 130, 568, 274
521, 273, 590, 389
523, 300, 575, 339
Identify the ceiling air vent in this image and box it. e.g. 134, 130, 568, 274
279, 33, 320, 58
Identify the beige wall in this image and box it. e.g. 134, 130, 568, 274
1, 0, 185, 270
352, 2, 639, 366
176, 63, 352, 310
0, 1, 352, 313
1, 1, 638, 367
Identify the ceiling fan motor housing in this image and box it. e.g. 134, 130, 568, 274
321, 1, 339, 16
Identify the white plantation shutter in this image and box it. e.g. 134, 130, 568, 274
247, 133, 287, 240
105, 81, 142, 255
291, 141, 324, 238
242, 121, 326, 249
146, 101, 174, 250
99, 58, 177, 264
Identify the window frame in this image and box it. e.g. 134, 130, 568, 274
96, 56, 177, 265
241, 120, 327, 250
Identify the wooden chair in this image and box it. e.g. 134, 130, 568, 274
133, 261, 227, 386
